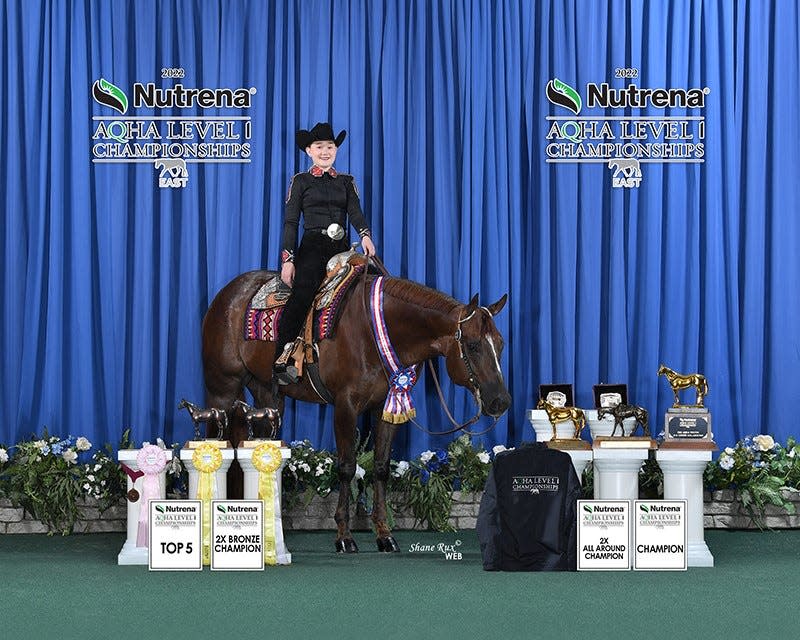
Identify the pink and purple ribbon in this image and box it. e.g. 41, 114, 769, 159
370, 277, 418, 424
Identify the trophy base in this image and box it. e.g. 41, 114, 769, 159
593, 436, 657, 450
240, 439, 286, 449
547, 438, 591, 450
185, 440, 232, 449
659, 439, 718, 451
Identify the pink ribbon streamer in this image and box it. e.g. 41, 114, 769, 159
135, 445, 168, 548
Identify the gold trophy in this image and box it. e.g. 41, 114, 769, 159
657, 365, 716, 450
536, 399, 590, 450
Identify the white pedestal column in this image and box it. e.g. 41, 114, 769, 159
656, 448, 714, 567
567, 450, 593, 484
592, 449, 648, 501
180, 447, 235, 499
117, 448, 170, 566
237, 444, 293, 565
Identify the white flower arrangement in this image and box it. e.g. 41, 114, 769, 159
419, 450, 435, 463
0, 448, 8, 464
62, 450, 78, 465
753, 435, 776, 452
477, 451, 491, 464
75, 437, 92, 451
392, 460, 410, 477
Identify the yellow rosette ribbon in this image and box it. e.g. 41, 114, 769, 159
192, 444, 223, 566
252, 442, 283, 565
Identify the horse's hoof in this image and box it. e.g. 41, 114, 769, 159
335, 538, 359, 554
376, 536, 400, 553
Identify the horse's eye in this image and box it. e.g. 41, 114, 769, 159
467, 341, 481, 353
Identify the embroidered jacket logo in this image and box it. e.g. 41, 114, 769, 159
512, 476, 559, 493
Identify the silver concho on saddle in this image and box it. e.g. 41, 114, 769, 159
250, 275, 292, 310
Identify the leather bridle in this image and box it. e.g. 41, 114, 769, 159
363, 255, 500, 436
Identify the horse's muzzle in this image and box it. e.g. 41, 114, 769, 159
485, 390, 512, 418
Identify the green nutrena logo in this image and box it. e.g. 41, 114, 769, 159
216, 505, 226, 513
640, 504, 650, 513
546, 78, 582, 115
583, 504, 593, 513
92, 78, 128, 115
155, 504, 165, 514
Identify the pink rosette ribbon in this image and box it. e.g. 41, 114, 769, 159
135, 444, 168, 547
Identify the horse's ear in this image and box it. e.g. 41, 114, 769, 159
486, 293, 508, 316
464, 293, 480, 314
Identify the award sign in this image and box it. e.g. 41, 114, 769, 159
666, 408, 711, 439
148, 500, 202, 571
633, 500, 687, 571
577, 500, 630, 571
661, 407, 716, 450
211, 500, 265, 571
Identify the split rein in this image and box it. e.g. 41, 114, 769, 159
361, 255, 500, 437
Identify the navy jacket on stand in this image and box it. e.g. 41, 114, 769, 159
476, 442, 581, 571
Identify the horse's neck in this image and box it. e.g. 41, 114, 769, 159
379, 282, 457, 365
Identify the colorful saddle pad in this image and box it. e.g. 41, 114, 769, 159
244, 262, 365, 343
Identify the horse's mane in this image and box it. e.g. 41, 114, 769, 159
382, 277, 461, 315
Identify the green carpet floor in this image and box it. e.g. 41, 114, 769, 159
1, 529, 798, 639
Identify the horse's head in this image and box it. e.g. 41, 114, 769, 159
657, 364, 668, 377
177, 398, 189, 410
444, 293, 511, 418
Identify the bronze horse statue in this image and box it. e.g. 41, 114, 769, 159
201, 269, 511, 553
597, 403, 650, 437
536, 399, 586, 439
657, 364, 708, 407
232, 399, 281, 440
177, 398, 228, 440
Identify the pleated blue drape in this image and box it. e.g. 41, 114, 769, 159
1, 1, 798, 458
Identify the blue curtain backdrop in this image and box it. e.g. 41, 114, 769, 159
1, 0, 798, 458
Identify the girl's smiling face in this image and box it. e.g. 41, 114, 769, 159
306, 140, 337, 170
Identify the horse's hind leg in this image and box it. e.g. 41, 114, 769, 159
333, 403, 359, 553
372, 414, 400, 552
248, 380, 284, 439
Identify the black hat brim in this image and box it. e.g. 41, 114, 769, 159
296, 126, 347, 150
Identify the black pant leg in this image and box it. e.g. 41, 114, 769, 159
274, 234, 345, 356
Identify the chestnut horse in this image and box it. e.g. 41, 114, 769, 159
201, 268, 511, 553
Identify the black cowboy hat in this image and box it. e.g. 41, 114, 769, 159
296, 122, 347, 150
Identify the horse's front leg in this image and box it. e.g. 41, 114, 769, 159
372, 413, 400, 552
333, 404, 359, 553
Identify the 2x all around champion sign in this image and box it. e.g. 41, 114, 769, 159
545, 70, 709, 188
91, 71, 255, 189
